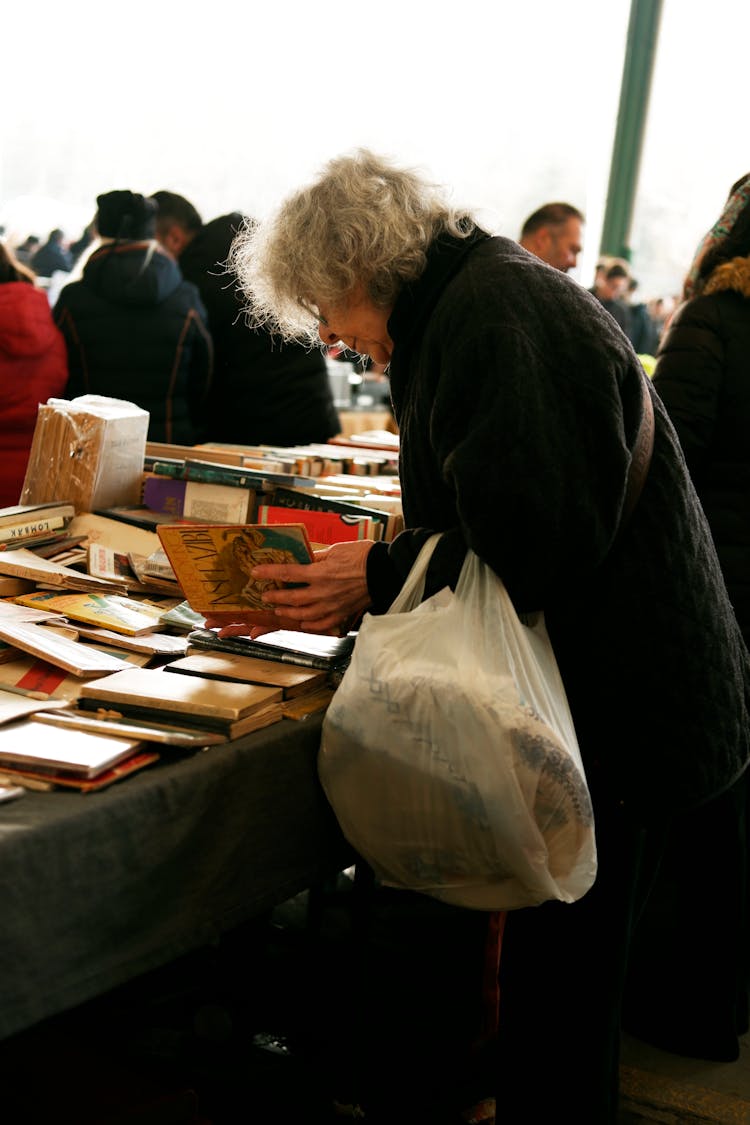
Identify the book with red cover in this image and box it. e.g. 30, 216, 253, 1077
256, 503, 380, 545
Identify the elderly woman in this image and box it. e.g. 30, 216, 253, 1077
222, 151, 750, 1124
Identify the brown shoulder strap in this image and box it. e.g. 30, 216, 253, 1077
620, 371, 655, 529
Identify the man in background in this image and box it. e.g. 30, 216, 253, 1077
589, 258, 632, 338
153, 192, 340, 447
13, 234, 40, 266
518, 202, 584, 273
30, 228, 72, 278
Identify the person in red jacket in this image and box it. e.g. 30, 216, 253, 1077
0, 242, 68, 505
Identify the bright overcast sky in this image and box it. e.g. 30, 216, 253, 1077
2, 0, 747, 298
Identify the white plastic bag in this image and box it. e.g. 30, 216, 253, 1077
319, 536, 597, 910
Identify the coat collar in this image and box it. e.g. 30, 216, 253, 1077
703, 254, 750, 299
387, 223, 491, 383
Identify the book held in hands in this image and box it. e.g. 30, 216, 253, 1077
157, 523, 313, 626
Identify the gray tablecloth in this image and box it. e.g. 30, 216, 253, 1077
0, 713, 352, 1040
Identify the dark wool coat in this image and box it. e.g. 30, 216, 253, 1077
0, 282, 68, 504
55, 243, 213, 444
653, 255, 750, 646
178, 214, 340, 446
367, 228, 750, 824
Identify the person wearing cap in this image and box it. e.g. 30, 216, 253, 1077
54, 190, 213, 443
152, 191, 340, 446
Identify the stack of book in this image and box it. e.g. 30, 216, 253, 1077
77, 665, 286, 740
0, 502, 77, 554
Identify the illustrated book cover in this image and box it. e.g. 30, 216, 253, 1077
13, 590, 164, 636
157, 523, 313, 625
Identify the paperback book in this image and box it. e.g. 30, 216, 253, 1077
186, 627, 356, 672
0, 547, 130, 594
0, 619, 131, 677
157, 523, 313, 626
13, 590, 165, 636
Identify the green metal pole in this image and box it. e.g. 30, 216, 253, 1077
599, 0, 664, 261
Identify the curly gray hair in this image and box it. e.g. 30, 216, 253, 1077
228, 148, 474, 344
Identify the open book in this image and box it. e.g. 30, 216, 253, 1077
157, 523, 313, 626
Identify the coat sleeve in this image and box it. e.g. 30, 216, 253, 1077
652, 298, 724, 476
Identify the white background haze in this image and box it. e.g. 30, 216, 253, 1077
1, 0, 747, 300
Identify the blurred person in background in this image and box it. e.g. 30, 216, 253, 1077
625, 277, 659, 356
0, 241, 68, 504
153, 191, 340, 446
13, 234, 40, 267
54, 190, 212, 444
30, 228, 72, 278
518, 201, 584, 273
589, 258, 632, 336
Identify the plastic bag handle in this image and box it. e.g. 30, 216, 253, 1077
388, 533, 443, 614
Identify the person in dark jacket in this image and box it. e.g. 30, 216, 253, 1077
54, 191, 212, 444
589, 258, 633, 337
152, 191, 340, 446
0, 242, 68, 504
30, 228, 72, 277
206, 151, 750, 1123
628, 176, 750, 1067
654, 172, 750, 646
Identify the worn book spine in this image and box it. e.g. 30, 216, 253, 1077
0, 515, 69, 544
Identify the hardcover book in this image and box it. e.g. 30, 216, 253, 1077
256, 503, 381, 545
0, 502, 76, 528
0, 748, 160, 791
157, 523, 313, 626
0, 512, 73, 547
269, 486, 389, 540
0, 718, 143, 778
78, 665, 284, 737
165, 650, 327, 699
143, 476, 256, 524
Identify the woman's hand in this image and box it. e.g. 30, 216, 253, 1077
203, 540, 375, 637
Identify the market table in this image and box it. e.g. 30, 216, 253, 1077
0, 712, 352, 1040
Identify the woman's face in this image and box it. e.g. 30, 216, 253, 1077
315, 287, 393, 365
